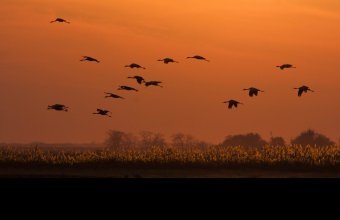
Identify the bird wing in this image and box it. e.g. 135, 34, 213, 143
228, 102, 233, 109
298, 88, 303, 96
137, 78, 143, 84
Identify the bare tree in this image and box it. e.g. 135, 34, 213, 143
105, 130, 138, 151
171, 133, 208, 149
139, 131, 167, 148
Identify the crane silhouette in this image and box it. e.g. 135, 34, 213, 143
125, 63, 146, 69
243, 87, 264, 97
118, 86, 138, 92
145, 81, 163, 88
104, 93, 124, 99
80, 56, 100, 63
223, 100, 243, 109
93, 109, 112, 117
158, 58, 179, 64
50, 18, 70, 24
48, 104, 69, 112
294, 86, 314, 97
276, 64, 296, 70
186, 55, 210, 62
128, 76, 145, 84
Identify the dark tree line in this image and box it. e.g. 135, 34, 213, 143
105, 129, 336, 150
221, 129, 334, 148
105, 130, 210, 150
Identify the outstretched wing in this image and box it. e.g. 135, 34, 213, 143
228, 102, 233, 109
137, 78, 143, 84
298, 88, 303, 97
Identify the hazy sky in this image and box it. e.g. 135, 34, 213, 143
1, 0, 339, 143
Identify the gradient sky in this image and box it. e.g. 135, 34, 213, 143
1, 0, 339, 143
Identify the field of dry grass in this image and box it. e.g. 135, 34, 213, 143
0, 145, 339, 177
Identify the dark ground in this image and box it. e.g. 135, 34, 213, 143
1, 167, 339, 178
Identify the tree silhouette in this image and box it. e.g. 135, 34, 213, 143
221, 133, 267, 148
269, 136, 286, 146
171, 133, 208, 149
291, 129, 335, 147
105, 130, 137, 150
139, 131, 167, 148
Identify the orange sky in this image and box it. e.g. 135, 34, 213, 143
1, 0, 339, 143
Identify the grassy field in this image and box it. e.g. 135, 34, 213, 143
0, 145, 339, 177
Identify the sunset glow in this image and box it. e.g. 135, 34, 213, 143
1, 0, 339, 143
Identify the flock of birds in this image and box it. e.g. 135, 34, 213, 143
47, 17, 315, 117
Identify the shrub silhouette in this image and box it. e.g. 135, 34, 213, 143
221, 133, 267, 148
291, 129, 335, 147
269, 136, 286, 146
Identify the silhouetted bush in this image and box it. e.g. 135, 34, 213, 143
221, 133, 267, 148
270, 137, 286, 146
291, 129, 335, 147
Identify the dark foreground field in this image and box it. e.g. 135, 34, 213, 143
0, 145, 339, 178
1, 167, 340, 178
